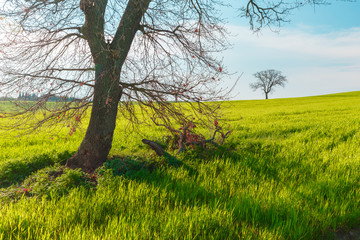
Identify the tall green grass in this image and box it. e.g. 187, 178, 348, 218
1, 91, 360, 239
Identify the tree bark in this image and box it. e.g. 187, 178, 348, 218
66, 62, 122, 172
265, 92, 269, 99
66, 0, 151, 172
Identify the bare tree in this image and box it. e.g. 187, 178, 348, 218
250, 69, 287, 99
0, 0, 318, 171
240, 0, 328, 32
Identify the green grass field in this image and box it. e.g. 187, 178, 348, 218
1, 91, 360, 239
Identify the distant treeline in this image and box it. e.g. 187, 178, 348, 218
0, 97, 16, 101
17, 92, 79, 102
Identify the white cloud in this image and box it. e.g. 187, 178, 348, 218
229, 26, 360, 61
222, 25, 360, 100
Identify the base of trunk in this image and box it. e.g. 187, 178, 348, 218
65, 138, 110, 172
65, 152, 106, 173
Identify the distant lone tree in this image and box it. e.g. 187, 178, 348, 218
250, 70, 287, 99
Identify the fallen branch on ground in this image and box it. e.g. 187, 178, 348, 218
143, 119, 232, 155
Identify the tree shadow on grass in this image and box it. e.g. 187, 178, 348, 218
121, 161, 317, 239
103, 148, 319, 239
0, 150, 74, 188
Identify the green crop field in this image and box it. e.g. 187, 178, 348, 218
1, 91, 360, 239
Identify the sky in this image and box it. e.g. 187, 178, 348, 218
0, 1, 359, 100
221, 1, 360, 100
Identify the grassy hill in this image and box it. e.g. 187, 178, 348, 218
1, 91, 360, 239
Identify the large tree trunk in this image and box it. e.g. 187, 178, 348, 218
66, 0, 152, 171
66, 64, 122, 172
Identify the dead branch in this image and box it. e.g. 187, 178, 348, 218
142, 139, 165, 156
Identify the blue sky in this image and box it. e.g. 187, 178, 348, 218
1, 1, 358, 100
222, 1, 360, 100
